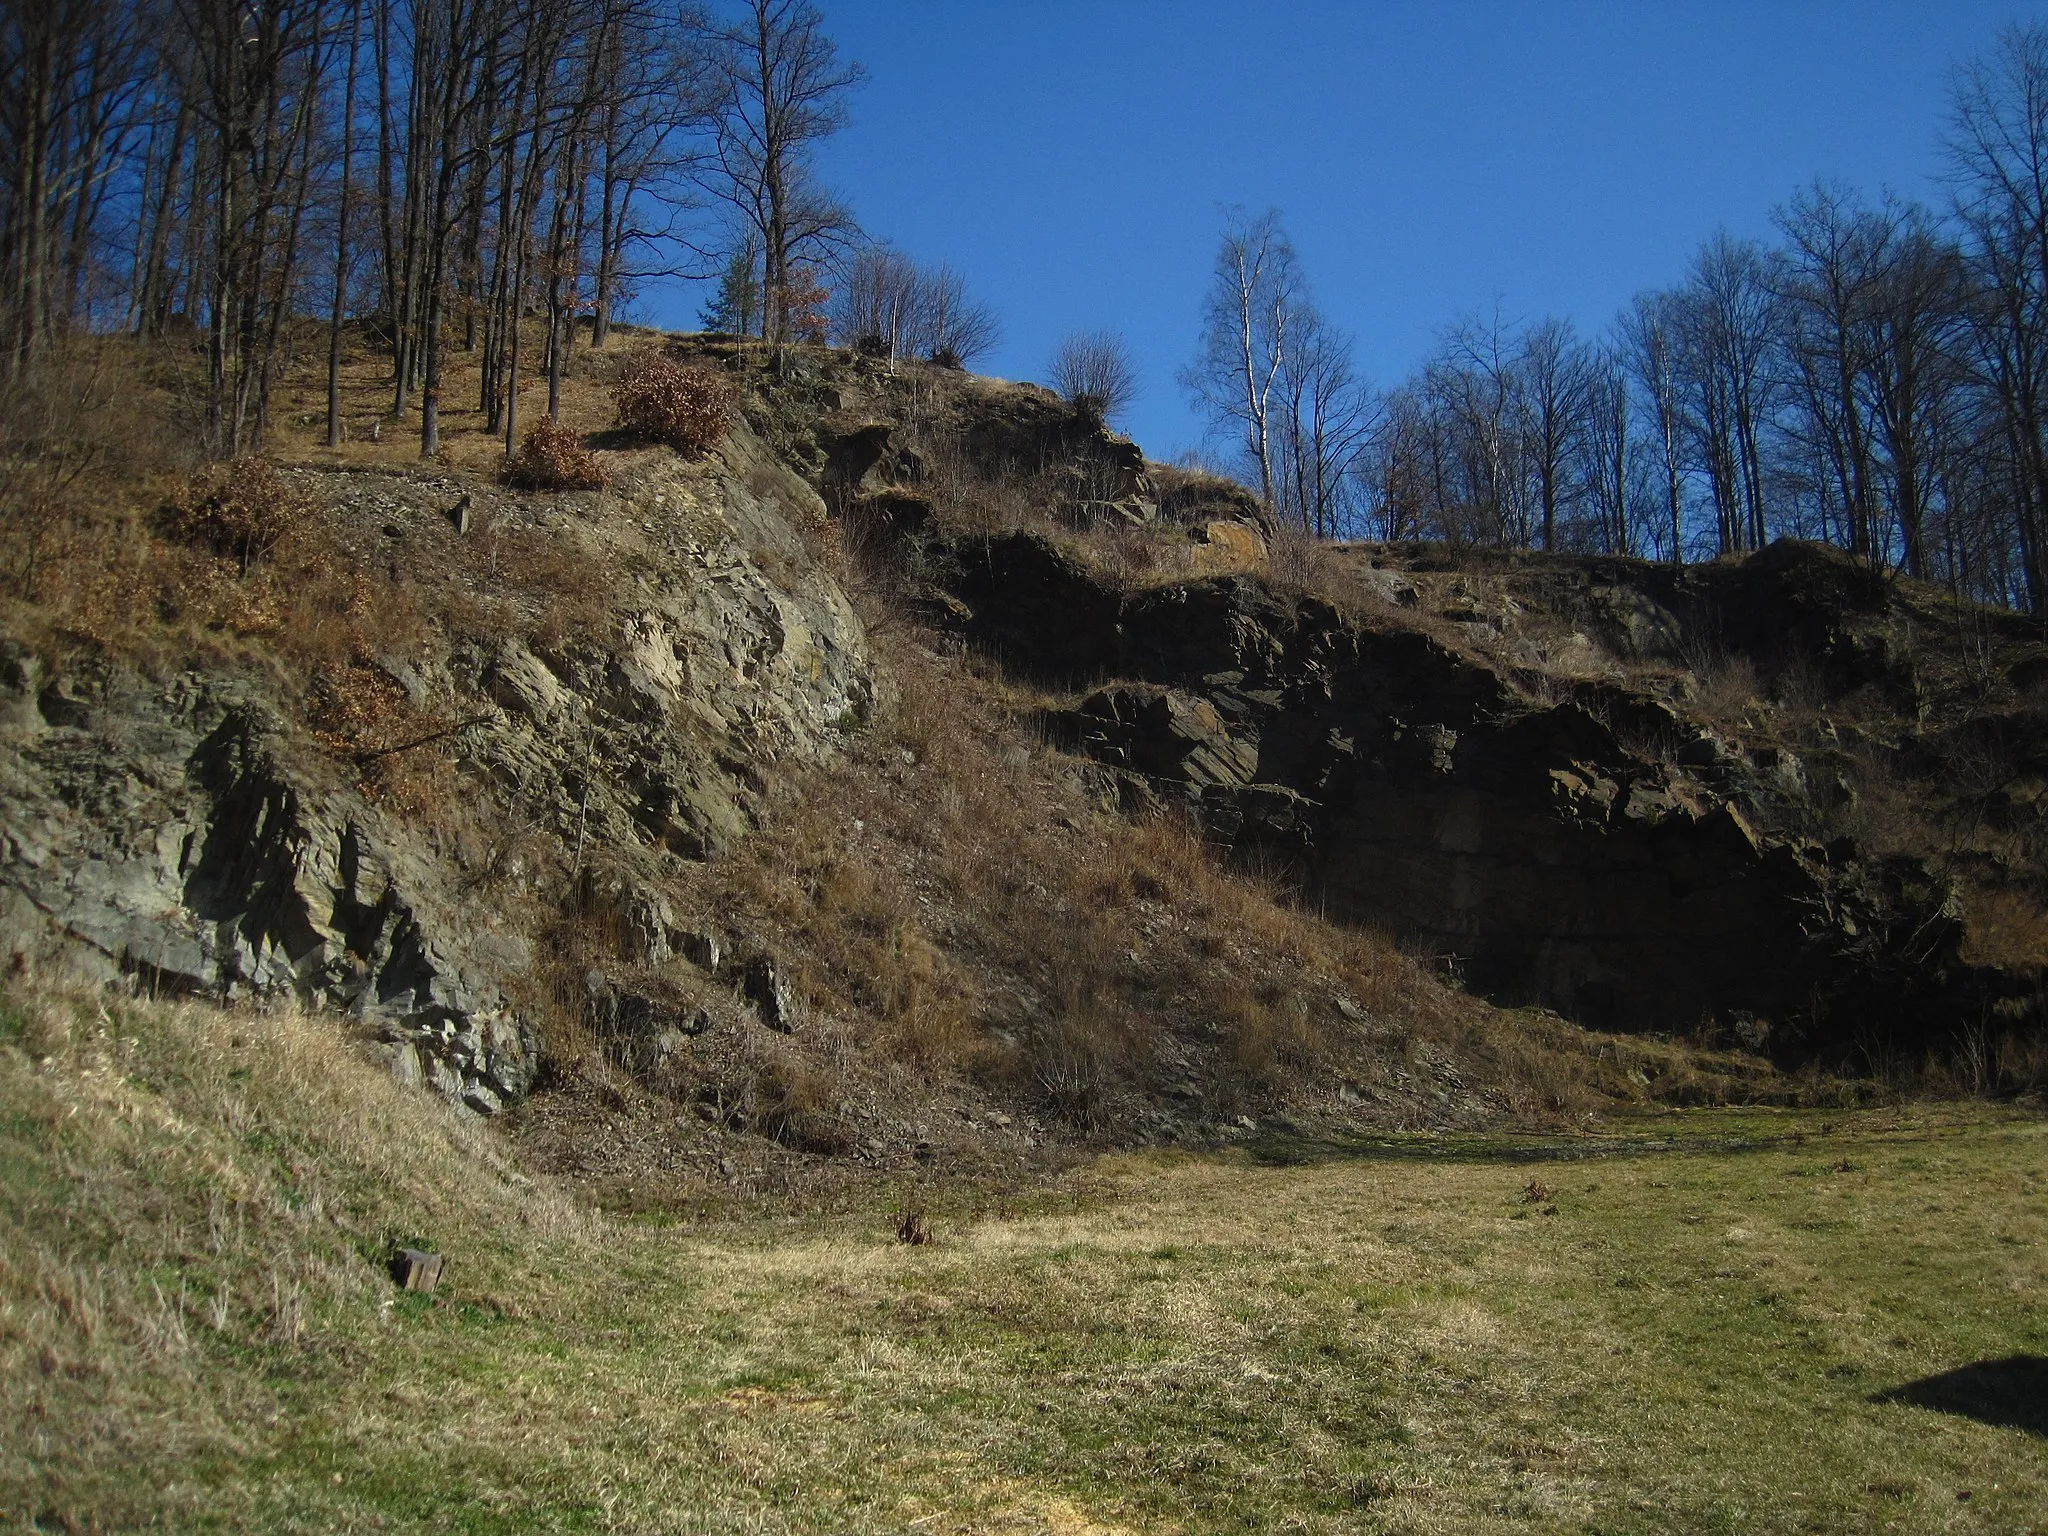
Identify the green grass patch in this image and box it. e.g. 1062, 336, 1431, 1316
2, 983, 2044, 1532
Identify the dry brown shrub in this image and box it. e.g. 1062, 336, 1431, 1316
161, 458, 313, 574
1222, 979, 1329, 1087
299, 649, 483, 836
1693, 653, 1762, 721
1959, 887, 2048, 969
507, 417, 608, 491
304, 652, 421, 758
1, 343, 188, 599
613, 355, 734, 453
1263, 524, 1357, 603
1022, 977, 1148, 1132
749, 1049, 853, 1154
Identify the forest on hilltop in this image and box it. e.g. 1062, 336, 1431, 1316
10, 3, 2048, 615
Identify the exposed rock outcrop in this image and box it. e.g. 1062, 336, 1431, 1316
0, 422, 873, 1112
940, 531, 2029, 1052
0, 678, 538, 1111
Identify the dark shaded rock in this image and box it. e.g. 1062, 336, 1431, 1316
677, 929, 724, 972
584, 968, 712, 1068
0, 686, 539, 1111
818, 419, 898, 503
1061, 686, 1258, 789
744, 954, 797, 1032
944, 534, 1996, 1054
941, 533, 1124, 687
842, 488, 933, 553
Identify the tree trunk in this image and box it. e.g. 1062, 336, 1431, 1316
328, 0, 361, 449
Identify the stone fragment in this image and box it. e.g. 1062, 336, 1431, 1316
678, 930, 724, 972
744, 955, 796, 1032
390, 1248, 444, 1292
1355, 567, 1418, 607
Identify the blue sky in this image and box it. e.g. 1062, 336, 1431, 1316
648, 3, 2048, 462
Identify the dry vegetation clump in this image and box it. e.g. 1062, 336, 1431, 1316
298, 648, 485, 835
1961, 885, 2048, 971
1262, 521, 1355, 598
159, 456, 313, 572
613, 353, 735, 452
1149, 461, 1261, 525
506, 415, 609, 490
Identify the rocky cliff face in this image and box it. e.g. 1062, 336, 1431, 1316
0, 418, 872, 1111
5, 336, 2040, 1129
935, 530, 2043, 1056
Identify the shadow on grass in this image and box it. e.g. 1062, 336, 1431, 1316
1240, 1127, 1813, 1169
1873, 1356, 2048, 1436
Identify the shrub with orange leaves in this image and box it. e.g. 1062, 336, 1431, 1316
612, 355, 734, 454
161, 458, 313, 574
508, 416, 609, 491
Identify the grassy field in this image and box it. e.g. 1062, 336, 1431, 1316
3, 984, 2044, 1535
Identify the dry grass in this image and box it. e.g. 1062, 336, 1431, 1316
5, 976, 2043, 1533
1961, 886, 2048, 971
0, 977, 585, 1528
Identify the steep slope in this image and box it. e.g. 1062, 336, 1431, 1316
935, 533, 2026, 1055
1, 365, 873, 1116
12, 327, 2013, 1205
760, 340, 2044, 1072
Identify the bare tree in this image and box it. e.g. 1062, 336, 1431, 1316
1181, 206, 1302, 513
1437, 309, 1529, 545
833, 241, 919, 356
914, 260, 1000, 367
1576, 345, 1637, 555
1516, 315, 1589, 550
1274, 306, 1375, 538
1863, 204, 1968, 576
832, 243, 1000, 365
1772, 180, 1887, 557
1947, 24, 2048, 609
1360, 383, 1444, 542
587, 0, 713, 349
1049, 330, 1138, 425
0, 0, 150, 375
697, 0, 862, 343
1669, 234, 1781, 554
326, 0, 361, 447
1619, 291, 1689, 563
172, 0, 332, 452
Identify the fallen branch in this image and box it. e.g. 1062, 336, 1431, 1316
352, 713, 497, 763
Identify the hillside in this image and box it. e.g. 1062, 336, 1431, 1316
2, 328, 2043, 1216
5, 326, 2048, 1530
